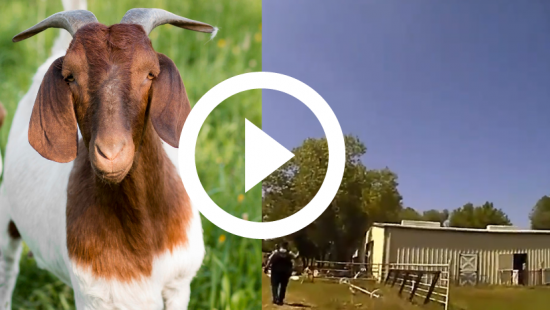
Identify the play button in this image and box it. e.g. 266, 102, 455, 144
245, 119, 294, 192
179, 72, 345, 239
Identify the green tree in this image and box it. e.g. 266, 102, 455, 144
529, 195, 550, 230
362, 168, 403, 224
449, 203, 475, 227
422, 209, 450, 223
399, 207, 423, 221
262, 135, 402, 262
449, 202, 511, 228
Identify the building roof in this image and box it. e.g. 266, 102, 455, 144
372, 222, 550, 234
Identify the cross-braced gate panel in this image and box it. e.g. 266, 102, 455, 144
459, 253, 478, 286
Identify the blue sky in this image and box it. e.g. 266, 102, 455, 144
262, 0, 550, 227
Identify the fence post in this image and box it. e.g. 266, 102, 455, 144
391, 270, 401, 287
445, 259, 451, 310
384, 269, 393, 285
409, 271, 423, 301
399, 271, 410, 296
424, 271, 440, 304
384, 263, 451, 308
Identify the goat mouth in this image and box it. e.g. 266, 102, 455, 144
92, 165, 132, 184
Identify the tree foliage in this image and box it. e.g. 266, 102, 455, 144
262, 135, 402, 263
530, 196, 550, 230
400, 207, 423, 221
422, 209, 450, 224
449, 202, 511, 228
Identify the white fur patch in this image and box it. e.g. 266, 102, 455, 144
210, 27, 219, 40
0, 184, 23, 309
70, 209, 205, 310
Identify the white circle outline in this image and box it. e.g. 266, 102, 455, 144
179, 72, 345, 239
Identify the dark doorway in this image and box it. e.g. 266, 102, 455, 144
513, 253, 528, 285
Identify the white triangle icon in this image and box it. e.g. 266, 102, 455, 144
245, 119, 295, 192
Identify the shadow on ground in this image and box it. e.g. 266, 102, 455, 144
284, 302, 311, 308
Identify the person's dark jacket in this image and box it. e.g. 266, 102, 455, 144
266, 249, 296, 276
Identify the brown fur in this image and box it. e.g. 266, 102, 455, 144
28, 56, 78, 163
67, 128, 191, 281
0, 101, 6, 128
29, 23, 193, 281
7, 221, 20, 239
29, 23, 190, 164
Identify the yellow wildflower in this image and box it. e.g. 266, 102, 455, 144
218, 234, 226, 244
238, 194, 245, 203
217, 39, 226, 48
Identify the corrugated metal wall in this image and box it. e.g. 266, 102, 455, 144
385, 226, 550, 285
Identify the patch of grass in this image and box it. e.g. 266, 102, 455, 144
1, 0, 261, 309
12, 245, 75, 310
448, 285, 550, 310
261, 275, 413, 310
261, 275, 550, 310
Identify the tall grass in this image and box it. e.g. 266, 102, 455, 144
0, 0, 261, 309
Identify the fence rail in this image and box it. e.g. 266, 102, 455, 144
384, 262, 451, 310
314, 260, 366, 280
313, 260, 451, 309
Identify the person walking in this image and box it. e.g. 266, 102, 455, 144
264, 241, 299, 305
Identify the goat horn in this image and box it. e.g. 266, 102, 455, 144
120, 8, 217, 36
13, 10, 98, 43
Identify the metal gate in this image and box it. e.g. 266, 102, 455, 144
459, 253, 478, 286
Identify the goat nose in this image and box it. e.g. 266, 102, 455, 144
95, 140, 125, 161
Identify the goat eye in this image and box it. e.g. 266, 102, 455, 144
147, 73, 155, 80
65, 75, 75, 83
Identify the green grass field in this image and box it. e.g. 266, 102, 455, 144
0, 0, 261, 309
261, 275, 550, 310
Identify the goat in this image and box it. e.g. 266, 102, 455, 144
300, 266, 316, 283
0, 7, 216, 310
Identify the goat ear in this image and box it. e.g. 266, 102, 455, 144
0, 101, 7, 129
28, 56, 78, 163
150, 53, 191, 148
